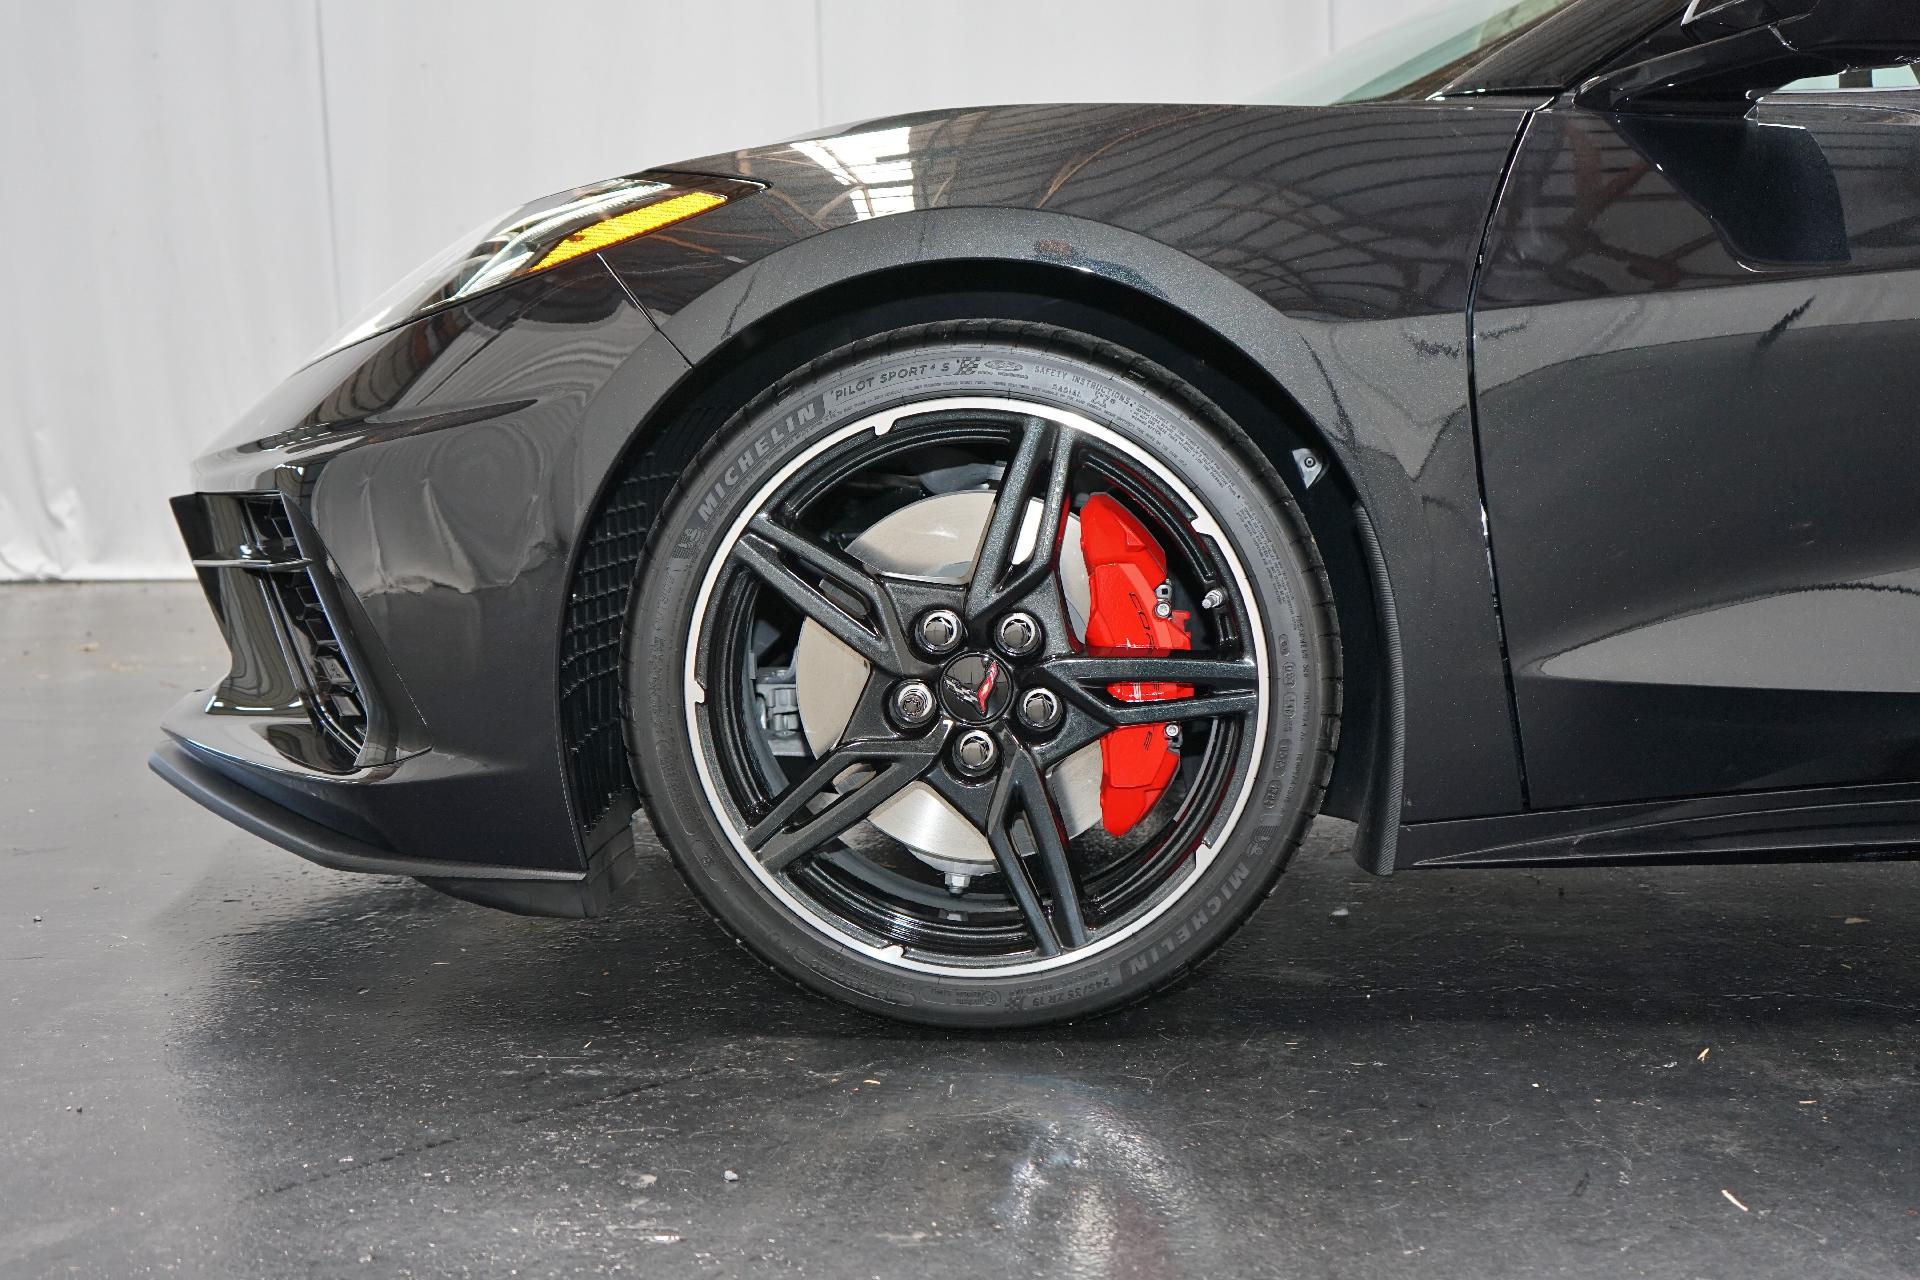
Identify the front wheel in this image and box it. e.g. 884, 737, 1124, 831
629, 323, 1338, 1026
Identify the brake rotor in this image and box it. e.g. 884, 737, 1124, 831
792, 492, 1102, 877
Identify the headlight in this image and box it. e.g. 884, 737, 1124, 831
311, 173, 758, 361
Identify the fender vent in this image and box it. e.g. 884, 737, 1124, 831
559, 404, 729, 836
559, 471, 651, 833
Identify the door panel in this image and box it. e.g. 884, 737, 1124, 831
1474, 102, 1920, 808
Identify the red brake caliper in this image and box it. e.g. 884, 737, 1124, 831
1078, 494, 1193, 836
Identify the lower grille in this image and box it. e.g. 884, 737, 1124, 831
175, 491, 371, 771
246, 500, 369, 759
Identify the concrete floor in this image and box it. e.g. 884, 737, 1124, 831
3, 582, 1917, 1279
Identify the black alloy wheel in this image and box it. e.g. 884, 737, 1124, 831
630, 323, 1338, 1026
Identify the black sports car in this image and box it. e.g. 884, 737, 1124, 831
154, 0, 1920, 1025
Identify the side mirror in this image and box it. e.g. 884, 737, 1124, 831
1576, 0, 1920, 113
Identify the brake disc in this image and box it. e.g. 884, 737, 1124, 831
792, 491, 1102, 877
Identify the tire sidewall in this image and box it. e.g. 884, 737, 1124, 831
631, 334, 1328, 1026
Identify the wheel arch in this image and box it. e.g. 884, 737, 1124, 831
568, 211, 1407, 871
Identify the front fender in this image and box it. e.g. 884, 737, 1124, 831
592, 100, 1532, 823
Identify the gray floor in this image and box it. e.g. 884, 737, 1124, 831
4, 582, 1917, 1279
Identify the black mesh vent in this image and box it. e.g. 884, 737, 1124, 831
247, 499, 294, 544
242, 495, 369, 763
560, 402, 730, 836
560, 471, 653, 833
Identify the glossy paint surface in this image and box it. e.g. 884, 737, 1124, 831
159, 0, 1920, 885
1475, 96, 1920, 808
171, 96, 1547, 886
606, 100, 1539, 820
182, 255, 677, 874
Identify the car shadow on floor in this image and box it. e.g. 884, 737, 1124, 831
137, 830, 1920, 1280
175, 823, 1920, 1057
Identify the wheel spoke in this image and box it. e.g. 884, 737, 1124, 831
1005, 744, 1089, 948
1031, 710, 1110, 770
733, 516, 910, 671
984, 760, 1065, 958
748, 728, 949, 872
1049, 655, 1259, 689
1100, 690, 1259, 726
1041, 655, 1260, 727
964, 418, 1075, 619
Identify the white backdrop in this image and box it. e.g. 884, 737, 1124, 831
0, 0, 1431, 580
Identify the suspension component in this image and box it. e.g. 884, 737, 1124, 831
1079, 494, 1193, 836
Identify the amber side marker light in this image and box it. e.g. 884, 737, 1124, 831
534, 189, 729, 271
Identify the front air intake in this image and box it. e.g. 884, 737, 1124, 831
173, 491, 374, 772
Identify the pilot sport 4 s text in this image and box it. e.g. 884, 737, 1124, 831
153, 0, 1920, 1025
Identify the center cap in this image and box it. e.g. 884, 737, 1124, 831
939, 652, 1014, 724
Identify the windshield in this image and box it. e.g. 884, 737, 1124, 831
1264, 0, 1578, 105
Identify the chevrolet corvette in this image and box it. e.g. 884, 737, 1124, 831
153, 0, 1920, 1024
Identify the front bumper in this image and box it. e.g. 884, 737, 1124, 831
155, 248, 692, 915
152, 686, 621, 916
148, 737, 606, 916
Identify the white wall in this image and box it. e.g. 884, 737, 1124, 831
0, 0, 1432, 580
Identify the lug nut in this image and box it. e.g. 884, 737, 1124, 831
890, 680, 936, 728
916, 607, 964, 656
995, 611, 1042, 658
951, 728, 998, 776
1017, 687, 1063, 732
1201, 587, 1226, 610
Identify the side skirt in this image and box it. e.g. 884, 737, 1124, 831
1400, 781, 1920, 868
